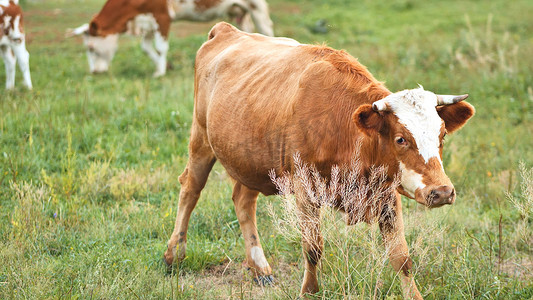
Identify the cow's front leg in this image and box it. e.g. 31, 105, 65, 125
298, 202, 322, 296
379, 193, 422, 300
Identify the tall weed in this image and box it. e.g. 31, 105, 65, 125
267, 151, 437, 298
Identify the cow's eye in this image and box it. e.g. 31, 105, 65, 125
396, 137, 407, 145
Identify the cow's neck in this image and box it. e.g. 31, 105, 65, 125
352, 87, 399, 180
358, 130, 399, 182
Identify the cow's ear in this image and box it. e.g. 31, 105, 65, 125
353, 104, 384, 135
437, 101, 475, 133
89, 21, 98, 35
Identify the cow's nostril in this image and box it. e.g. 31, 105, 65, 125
449, 188, 456, 202
428, 186, 455, 207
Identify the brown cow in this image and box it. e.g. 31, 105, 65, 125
164, 22, 475, 298
66, 0, 171, 76
0, 0, 32, 89
67, 0, 273, 77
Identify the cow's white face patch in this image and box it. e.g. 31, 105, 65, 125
399, 162, 425, 197
83, 34, 118, 73
0, 0, 10, 7
385, 87, 444, 164
250, 246, 269, 269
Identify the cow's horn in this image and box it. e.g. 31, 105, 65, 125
436, 94, 469, 105
372, 100, 390, 112
65, 23, 89, 38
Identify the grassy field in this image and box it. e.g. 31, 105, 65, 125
1, 0, 532, 298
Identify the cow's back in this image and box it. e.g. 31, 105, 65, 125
91, 0, 170, 37
194, 23, 390, 195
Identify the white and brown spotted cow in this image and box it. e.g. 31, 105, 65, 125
0, 0, 32, 89
163, 23, 475, 298
67, 0, 273, 77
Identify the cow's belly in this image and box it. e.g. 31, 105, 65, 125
218, 158, 280, 196
206, 108, 284, 195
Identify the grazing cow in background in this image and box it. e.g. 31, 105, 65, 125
163, 23, 475, 298
0, 0, 32, 89
67, 0, 273, 77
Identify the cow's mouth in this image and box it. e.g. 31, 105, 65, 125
402, 186, 456, 208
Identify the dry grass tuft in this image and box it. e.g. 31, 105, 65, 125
10, 181, 51, 241
506, 162, 533, 260
267, 147, 426, 298
266, 147, 459, 298
108, 165, 171, 200
268, 145, 399, 237
507, 162, 533, 220
452, 14, 519, 75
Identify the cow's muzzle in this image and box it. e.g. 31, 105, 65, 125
426, 185, 455, 208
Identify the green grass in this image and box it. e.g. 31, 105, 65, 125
1, 0, 532, 298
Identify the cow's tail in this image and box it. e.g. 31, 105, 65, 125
208, 22, 237, 40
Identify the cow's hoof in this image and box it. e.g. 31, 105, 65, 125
253, 275, 275, 286
162, 257, 175, 275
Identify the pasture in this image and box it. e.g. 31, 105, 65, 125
1, 0, 532, 298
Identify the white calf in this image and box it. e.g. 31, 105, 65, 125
0, 0, 32, 90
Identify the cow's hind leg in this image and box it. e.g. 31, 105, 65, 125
232, 182, 273, 285
152, 32, 168, 77
164, 126, 216, 267
298, 202, 322, 295
140, 32, 167, 78
1, 45, 16, 89
379, 193, 422, 300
